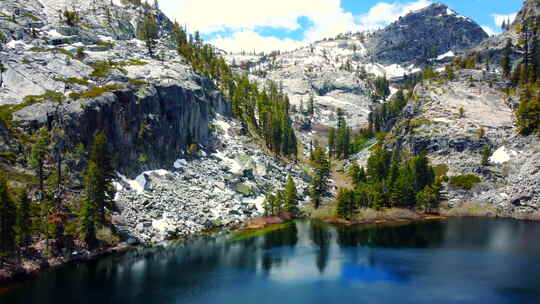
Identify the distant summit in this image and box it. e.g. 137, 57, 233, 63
367, 2, 488, 64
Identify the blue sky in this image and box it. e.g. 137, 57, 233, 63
156, 0, 522, 53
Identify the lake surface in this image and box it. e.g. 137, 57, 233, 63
2, 218, 540, 304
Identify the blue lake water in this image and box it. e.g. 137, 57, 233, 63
2, 218, 540, 303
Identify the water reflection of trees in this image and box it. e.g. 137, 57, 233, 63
8, 219, 540, 303
309, 221, 332, 274
261, 223, 299, 273
336, 222, 445, 248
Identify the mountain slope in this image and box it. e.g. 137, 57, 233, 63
368, 2, 488, 65
225, 2, 489, 153
0, 0, 308, 249
360, 0, 540, 216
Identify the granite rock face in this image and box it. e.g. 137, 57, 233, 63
224, 2, 488, 151
368, 3, 488, 65
0, 0, 230, 176
113, 116, 310, 243
0, 0, 313, 244
371, 69, 540, 216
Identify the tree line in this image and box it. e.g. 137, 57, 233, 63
0, 131, 115, 264
499, 16, 540, 136
264, 175, 300, 217
163, 14, 299, 156
336, 145, 444, 220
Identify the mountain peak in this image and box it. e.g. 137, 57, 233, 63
420, 2, 449, 11
404, 2, 466, 20
369, 2, 488, 65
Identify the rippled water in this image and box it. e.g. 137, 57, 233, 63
3, 218, 540, 304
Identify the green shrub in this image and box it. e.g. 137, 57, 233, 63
96, 226, 120, 246
410, 118, 432, 128
117, 59, 148, 66
235, 184, 253, 197
0, 91, 65, 128
76, 47, 86, 60
433, 164, 449, 177
62, 10, 79, 27
30, 47, 77, 60
0, 152, 16, 162
30, 46, 46, 52
90, 59, 147, 78
22, 13, 41, 22
137, 154, 148, 163
449, 174, 481, 190
96, 40, 115, 47
0, 169, 37, 186
90, 60, 115, 78
53, 77, 89, 86
51, 47, 76, 59
128, 78, 149, 86
69, 84, 125, 100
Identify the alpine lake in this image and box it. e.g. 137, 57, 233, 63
2, 218, 540, 304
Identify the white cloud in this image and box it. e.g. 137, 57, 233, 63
167, 0, 343, 34
210, 30, 304, 53
481, 25, 498, 37
356, 0, 432, 30
157, 0, 434, 52
492, 13, 517, 28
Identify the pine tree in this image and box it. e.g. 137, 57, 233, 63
307, 95, 315, 115
89, 132, 115, 224
410, 153, 435, 193
416, 186, 438, 213
172, 22, 187, 51
81, 161, 100, 247
328, 128, 336, 157
445, 65, 455, 80
310, 145, 330, 209
388, 154, 400, 185
348, 161, 360, 186
0, 61, 6, 88
390, 166, 415, 207
522, 21, 531, 83
367, 146, 391, 182
284, 175, 299, 217
516, 89, 540, 135
274, 190, 285, 214
15, 190, 32, 249
336, 188, 355, 220
140, 13, 159, 56
481, 144, 491, 166
0, 176, 16, 264
373, 76, 390, 101
80, 133, 116, 247
30, 127, 49, 197
357, 167, 367, 184
459, 106, 465, 118
478, 126, 486, 138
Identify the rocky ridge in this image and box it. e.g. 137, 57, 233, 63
0, 0, 228, 175
0, 0, 309, 244
368, 3, 488, 65
225, 2, 489, 146
370, 69, 540, 215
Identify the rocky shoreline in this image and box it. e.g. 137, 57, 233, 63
3, 206, 540, 287
0, 242, 131, 286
